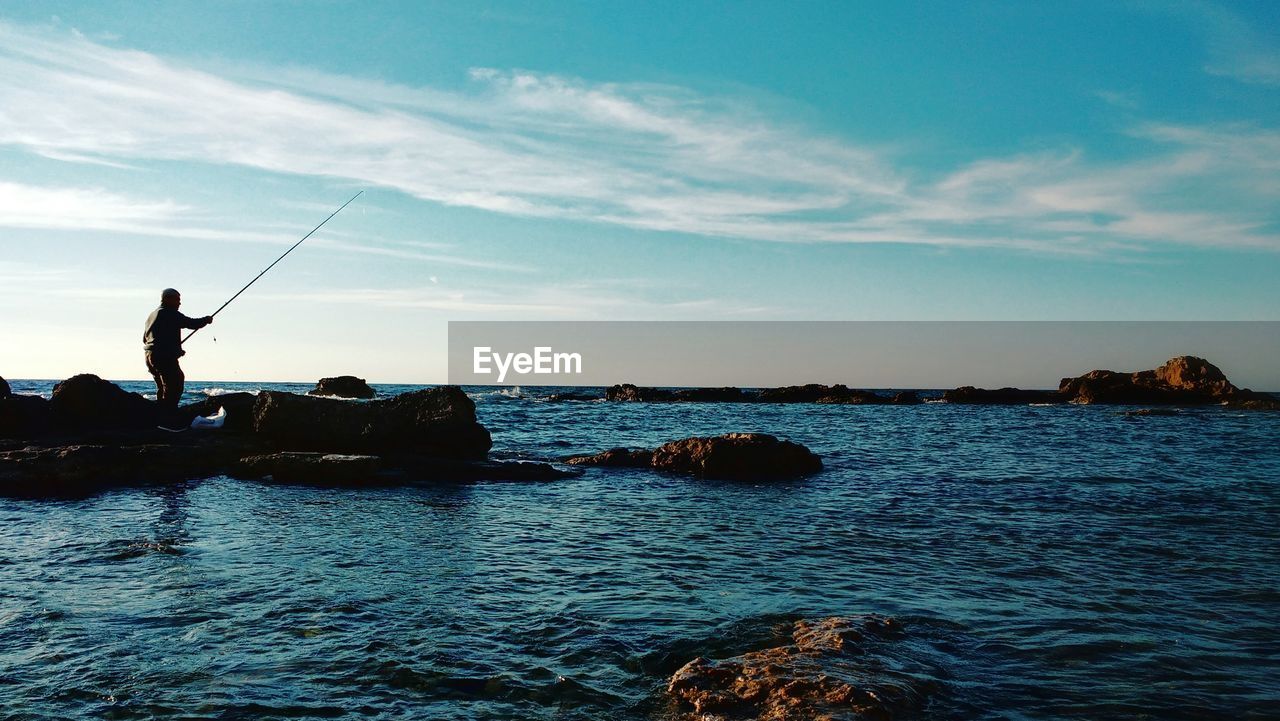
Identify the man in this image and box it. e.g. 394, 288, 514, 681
143, 288, 212, 408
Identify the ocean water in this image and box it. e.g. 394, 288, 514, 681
1, 380, 1278, 720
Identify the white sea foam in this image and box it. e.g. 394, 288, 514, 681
201, 387, 260, 396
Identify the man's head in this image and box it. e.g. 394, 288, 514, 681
161, 288, 181, 309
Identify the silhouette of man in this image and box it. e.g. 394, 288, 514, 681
143, 288, 212, 409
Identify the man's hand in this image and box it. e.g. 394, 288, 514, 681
204, 316, 214, 325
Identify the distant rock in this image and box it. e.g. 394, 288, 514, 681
672, 387, 750, 402
1060, 355, 1246, 406
50, 374, 158, 430
759, 384, 884, 404
564, 447, 654, 467
252, 387, 491, 459
605, 383, 675, 402
891, 390, 923, 405
942, 386, 1065, 405
307, 375, 376, 399
652, 433, 822, 480
546, 391, 600, 402
667, 616, 926, 721
567, 434, 822, 480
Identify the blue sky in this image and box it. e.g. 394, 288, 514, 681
0, 1, 1277, 382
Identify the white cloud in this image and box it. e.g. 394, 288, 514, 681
0, 21, 1276, 254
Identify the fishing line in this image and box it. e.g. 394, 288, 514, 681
182, 190, 364, 345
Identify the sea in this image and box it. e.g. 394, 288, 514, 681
1, 379, 1278, 720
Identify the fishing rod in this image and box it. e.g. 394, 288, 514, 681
182, 190, 364, 344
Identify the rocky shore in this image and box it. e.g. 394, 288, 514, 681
0, 374, 570, 498
666, 615, 928, 720
598, 356, 1278, 409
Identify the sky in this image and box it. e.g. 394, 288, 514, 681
0, 1, 1277, 383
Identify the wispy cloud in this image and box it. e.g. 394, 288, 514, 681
0, 21, 1277, 253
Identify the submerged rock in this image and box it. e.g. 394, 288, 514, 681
252, 387, 491, 459
1121, 408, 1182, 417
667, 616, 926, 721
0, 437, 264, 498
652, 433, 822, 480
308, 375, 376, 399
239, 451, 382, 484
564, 447, 654, 467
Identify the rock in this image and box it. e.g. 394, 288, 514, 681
942, 386, 1065, 405
1228, 390, 1280, 411
1153, 356, 1234, 395
0, 394, 53, 439
0, 376, 9, 400
251, 387, 491, 459
890, 391, 923, 405
49, 374, 158, 430
652, 433, 822, 480
178, 392, 259, 432
546, 391, 600, 402
0, 436, 264, 498
672, 387, 750, 402
667, 616, 925, 721
1121, 408, 1181, 417
307, 375, 376, 399
564, 447, 654, 467
1059, 355, 1240, 405
605, 383, 675, 402
760, 384, 887, 404
238, 452, 382, 485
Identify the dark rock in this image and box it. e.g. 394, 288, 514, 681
667, 615, 925, 721
672, 387, 750, 402
0, 436, 265, 498
891, 390, 923, 405
546, 391, 600, 402
307, 375, 376, 399
1059, 356, 1240, 405
652, 433, 822, 480
178, 392, 258, 432
1121, 408, 1182, 417
0, 376, 9, 400
605, 383, 675, 402
251, 387, 491, 459
50, 374, 158, 430
238, 452, 382, 485
1228, 390, 1280, 410
942, 386, 1065, 405
759, 384, 887, 404
564, 447, 654, 467
0, 394, 53, 439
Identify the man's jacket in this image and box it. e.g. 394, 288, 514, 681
143, 307, 210, 357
